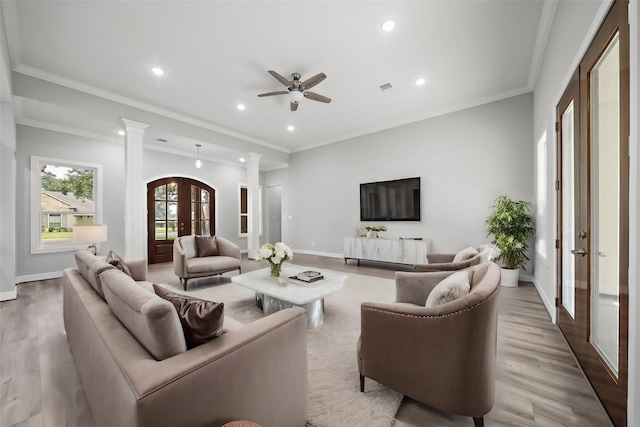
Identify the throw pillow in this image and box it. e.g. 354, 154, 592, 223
195, 236, 220, 257
153, 284, 224, 348
425, 271, 471, 307
106, 250, 132, 277
452, 246, 479, 263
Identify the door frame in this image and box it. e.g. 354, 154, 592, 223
146, 176, 217, 264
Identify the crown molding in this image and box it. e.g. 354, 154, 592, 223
13, 64, 291, 154
528, 0, 558, 90
17, 117, 123, 144
292, 85, 532, 153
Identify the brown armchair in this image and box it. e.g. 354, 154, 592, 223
358, 262, 501, 427
414, 244, 496, 272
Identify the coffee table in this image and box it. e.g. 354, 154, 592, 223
231, 265, 347, 328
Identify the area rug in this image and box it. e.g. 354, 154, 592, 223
158, 272, 403, 427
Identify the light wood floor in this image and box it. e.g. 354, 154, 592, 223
0, 254, 613, 427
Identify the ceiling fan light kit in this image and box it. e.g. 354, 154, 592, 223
258, 70, 331, 111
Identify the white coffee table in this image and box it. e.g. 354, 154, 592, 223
231, 265, 347, 328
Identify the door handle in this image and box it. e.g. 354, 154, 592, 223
578, 231, 587, 239
571, 248, 587, 256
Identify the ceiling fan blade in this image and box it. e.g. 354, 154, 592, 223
268, 70, 292, 87
304, 92, 331, 103
290, 101, 299, 112
257, 91, 289, 97
301, 72, 326, 90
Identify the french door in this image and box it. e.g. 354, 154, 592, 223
556, 1, 629, 425
147, 177, 215, 264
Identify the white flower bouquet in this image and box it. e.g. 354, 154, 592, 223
255, 242, 293, 278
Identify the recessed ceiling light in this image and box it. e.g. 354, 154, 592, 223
151, 67, 165, 76
237, 104, 246, 111
117, 130, 125, 136
381, 20, 395, 32
239, 158, 246, 162
415, 78, 426, 86
287, 125, 294, 131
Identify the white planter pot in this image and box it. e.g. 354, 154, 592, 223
366, 230, 378, 238
500, 268, 520, 287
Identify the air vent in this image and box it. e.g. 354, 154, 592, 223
379, 82, 393, 91
156, 138, 168, 143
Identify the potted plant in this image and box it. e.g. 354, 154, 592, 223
485, 195, 535, 287
364, 225, 387, 238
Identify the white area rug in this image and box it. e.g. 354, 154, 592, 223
159, 272, 403, 427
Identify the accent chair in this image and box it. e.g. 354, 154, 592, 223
358, 262, 501, 427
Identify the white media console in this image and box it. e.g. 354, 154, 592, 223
343, 237, 430, 266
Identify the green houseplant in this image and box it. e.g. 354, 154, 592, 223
485, 196, 535, 286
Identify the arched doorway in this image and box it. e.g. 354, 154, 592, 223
147, 177, 215, 264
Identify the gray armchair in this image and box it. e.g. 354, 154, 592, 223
359, 262, 501, 427
173, 235, 241, 290
414, 244, 496, 272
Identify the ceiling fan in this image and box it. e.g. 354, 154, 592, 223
257, 70, 332, 111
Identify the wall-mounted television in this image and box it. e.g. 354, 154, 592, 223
360, 177, 421, 221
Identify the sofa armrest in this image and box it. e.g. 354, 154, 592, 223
216, 236, 241, 260
132, 307, 308, 427
126, 259, 147, 281
173, 240, 187, 277
395, 270, 456, 305
426, 253, 455, 263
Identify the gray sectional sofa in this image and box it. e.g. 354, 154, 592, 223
63, 250, 308, 427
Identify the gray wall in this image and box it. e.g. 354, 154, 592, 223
267, 93, 534, 259
15, 126, 255, 279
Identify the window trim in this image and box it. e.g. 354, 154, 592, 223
238, 183, 262, 238
31, 156, 104, 254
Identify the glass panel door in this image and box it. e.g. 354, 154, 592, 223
561, 100, 576, 318
589, 34, 620, 376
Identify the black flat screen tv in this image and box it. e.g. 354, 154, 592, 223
360, 177, 421, 221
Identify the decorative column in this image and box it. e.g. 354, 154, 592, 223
121, 118, 149, 260
247, 152, 262, 259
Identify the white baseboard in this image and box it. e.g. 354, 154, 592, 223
526, 274, 557, 324
294, 249, 344, 259
0, 289, 17, 301
16, 271, 63, 284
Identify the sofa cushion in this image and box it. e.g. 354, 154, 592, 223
425, 271, 471, 307
153, 285, 225, 348
186, 256, 240, 274
195, 236, 220, 257
106, 250, 132, 277
100, 269, 187, 360
453, 246, 479, 263
179, 235, 198, 259
74, 250, 115, 299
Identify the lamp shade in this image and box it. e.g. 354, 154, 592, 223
73, 225, 108, 244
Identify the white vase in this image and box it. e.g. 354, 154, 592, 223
500, 268, 520, 287
367, 230, 378, 238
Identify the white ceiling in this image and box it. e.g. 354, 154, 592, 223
2, 1, 550, 167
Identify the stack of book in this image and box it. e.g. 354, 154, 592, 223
290, 270, 324, 285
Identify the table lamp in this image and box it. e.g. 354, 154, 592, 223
73, 224, 108, 255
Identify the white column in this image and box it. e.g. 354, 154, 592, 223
121, 118, 149, 260
0, 103, 17, 301
247, 152, 262, 259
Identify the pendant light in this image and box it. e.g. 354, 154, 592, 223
195, 144, 202, 168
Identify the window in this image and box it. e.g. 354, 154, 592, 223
239, 184, 262, 237
31, 156, 103, 254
